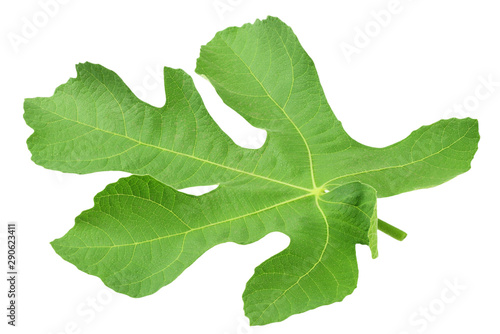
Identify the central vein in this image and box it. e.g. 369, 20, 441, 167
220, 36, 317, 189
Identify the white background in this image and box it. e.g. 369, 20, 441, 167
1, 0, 499, 333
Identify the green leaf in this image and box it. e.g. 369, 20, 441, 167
24, 16, 479, 325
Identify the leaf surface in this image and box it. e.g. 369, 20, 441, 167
24, 17, 479, 325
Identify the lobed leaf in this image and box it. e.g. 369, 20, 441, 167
24, 16, 479, 325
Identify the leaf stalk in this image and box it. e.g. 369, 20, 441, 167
378, 219, 407, 241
